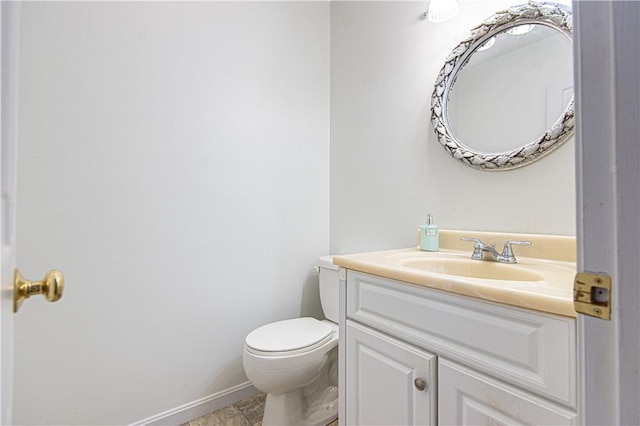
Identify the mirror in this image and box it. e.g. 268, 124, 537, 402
431, 2, 574, 170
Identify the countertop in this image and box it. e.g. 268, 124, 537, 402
333, 230, 577, 317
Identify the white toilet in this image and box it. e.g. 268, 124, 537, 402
242, 256, 339, 426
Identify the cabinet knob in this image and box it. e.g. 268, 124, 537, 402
414, 377, 426, 392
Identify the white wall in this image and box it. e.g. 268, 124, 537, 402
15, 2, 329, 425
330, 1, 576, 255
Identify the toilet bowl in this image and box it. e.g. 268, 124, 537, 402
242, 256, 339, 426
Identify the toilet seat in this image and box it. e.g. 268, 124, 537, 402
245, 318, 335, 356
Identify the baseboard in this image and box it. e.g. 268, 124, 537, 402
130, 382, 260, 426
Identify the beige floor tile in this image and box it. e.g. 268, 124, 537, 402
185, 392, 337, 426
188, 405, 251, 426
234, 393, 266, 425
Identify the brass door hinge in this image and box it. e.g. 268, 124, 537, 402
574, 272, 611, 320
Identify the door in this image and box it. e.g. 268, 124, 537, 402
345, 320, 437, 426
438, 359, 576, 425
1, 6, 62, 423
0, 2, 20, 424
574, 1, 640, 424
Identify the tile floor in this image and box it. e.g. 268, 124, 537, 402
181, 392, 339, 426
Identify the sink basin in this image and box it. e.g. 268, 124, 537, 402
400, 258, 545, 281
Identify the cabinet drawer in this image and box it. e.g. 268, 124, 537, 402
346, 271, 576, 407
439, 359, 577, 425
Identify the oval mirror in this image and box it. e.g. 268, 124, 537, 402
431, 2, 574, 170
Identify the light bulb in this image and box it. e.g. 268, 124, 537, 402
426, 0, 459, 23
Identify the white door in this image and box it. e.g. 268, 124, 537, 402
574, 1, 640, 424
439, 359, 576, 425
1, 5, 63, 423
345, 320, 437, 426
0, 2, 20, 424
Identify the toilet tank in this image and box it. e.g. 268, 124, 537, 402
317, 256, 339, 323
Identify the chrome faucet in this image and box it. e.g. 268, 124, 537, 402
460, 237, 532, 264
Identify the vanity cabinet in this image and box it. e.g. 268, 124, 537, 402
339, 270, 578, 425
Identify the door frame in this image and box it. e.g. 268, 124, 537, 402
574, 1, 640, 424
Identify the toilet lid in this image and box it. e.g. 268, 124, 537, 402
245, 318, 333, 352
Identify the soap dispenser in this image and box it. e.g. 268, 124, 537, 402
420, 213, 439, 252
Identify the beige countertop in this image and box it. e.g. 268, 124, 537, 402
333, 230, 577, 317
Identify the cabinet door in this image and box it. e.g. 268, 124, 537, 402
345, 320, 436, 426
438, 359, 577, 425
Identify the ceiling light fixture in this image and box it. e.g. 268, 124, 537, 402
425, 0, 460, 23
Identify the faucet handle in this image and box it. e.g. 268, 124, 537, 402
501, 240, 532, 262
460, 237, 487, 260
460, 237, 495, 249
460, 237, 482, 244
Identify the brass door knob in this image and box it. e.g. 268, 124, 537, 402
14, 269, 64, 313
414, 377, 427, 392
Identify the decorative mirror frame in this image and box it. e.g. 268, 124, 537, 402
430, 2, 574, 171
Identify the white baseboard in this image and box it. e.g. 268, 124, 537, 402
130, 382, 260, 426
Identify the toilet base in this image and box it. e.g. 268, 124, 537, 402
262, 389, 338, 426
262, 347, 338, 426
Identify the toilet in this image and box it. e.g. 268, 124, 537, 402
242, 256, 339, 426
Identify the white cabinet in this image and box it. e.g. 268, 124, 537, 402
340, 270, 577, 426
345, 321, 436, 426
439, 359, 576, 425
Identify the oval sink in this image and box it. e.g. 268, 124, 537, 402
401, 258, 544, 281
